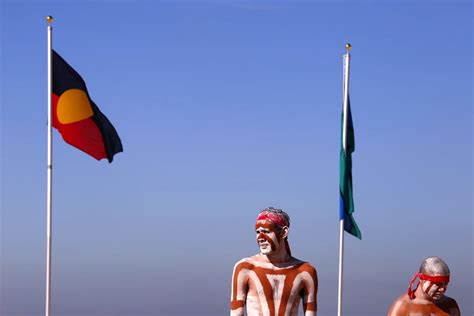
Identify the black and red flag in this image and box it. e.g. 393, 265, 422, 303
52, 50, 122, 162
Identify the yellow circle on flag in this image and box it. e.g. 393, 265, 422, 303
57, 89, 94, 124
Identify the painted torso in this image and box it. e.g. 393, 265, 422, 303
388, 294, 460, 316
231, 256, 318, 316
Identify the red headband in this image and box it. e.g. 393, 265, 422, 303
256, 211, 289, 227
407, 272, 450, 299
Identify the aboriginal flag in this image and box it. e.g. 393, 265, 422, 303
52, 50, 122, 162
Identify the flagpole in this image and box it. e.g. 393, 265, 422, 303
46, 15, 53, 316
337, 43, 351, 316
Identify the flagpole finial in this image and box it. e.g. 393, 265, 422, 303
46, 16, 53, 25
345, 43, 352, 52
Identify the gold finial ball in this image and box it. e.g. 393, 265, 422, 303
345, 43, 352, 51
46, 16, 54, 23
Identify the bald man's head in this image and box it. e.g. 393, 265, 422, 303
419, 256, 450, 276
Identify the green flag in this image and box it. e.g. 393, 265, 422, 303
339, 96, 361, 239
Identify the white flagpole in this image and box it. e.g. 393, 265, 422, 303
337, 43, 351, 316
46, 15, 53, 316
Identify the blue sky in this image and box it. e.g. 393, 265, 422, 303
1, 1, 472, 315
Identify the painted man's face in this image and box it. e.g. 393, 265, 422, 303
255, 220, 282, 255
421, 279, 448, 301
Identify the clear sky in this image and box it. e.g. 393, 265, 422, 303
1, 1, 472, 316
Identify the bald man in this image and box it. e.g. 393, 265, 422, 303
230, 207, 318, 316
388, 256, 461, 316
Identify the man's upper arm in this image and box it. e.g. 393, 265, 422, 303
387, 297, 406, 316
302, 265, 318, 316
451, 298, 461, 316
230, 261, 248, 316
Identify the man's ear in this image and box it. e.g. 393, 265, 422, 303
281, 226, 289, 239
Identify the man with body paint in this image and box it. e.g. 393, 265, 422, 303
230, 207, 318, 316
388, 256, 461, 316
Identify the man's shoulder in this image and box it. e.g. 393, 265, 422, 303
391, 294, 412, 307
438, 295, 460, 310
393, 294, 410, 304
237, 254, 273, 265
388, 294, 411, 315
441, 295, 458, 304
293, 259, 317, 273
232, 257, 257, 270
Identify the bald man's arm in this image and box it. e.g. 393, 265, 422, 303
388, 296, 408, 316
448, 298, 461, 316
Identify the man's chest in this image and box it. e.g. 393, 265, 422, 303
246, 269, 305, 300
405, 303, 456, 316
244, 270, 305, 316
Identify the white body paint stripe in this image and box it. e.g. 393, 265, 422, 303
248, 270, 270, 316
266, 274, 286, 313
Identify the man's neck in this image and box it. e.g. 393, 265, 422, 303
262, 246, 291, 264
